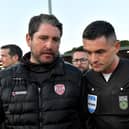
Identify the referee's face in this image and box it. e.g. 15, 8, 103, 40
83, 36, 120, 73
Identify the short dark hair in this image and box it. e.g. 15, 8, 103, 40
72, 47, 87, 56
28, 14, 63, 38
73, 47, 85, 53
82, 20, 117, 42
1, 44, 23, 61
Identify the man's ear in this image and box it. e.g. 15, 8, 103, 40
12, 55, 19, 62
26, 34, 31, 47
114, 41, 120, 53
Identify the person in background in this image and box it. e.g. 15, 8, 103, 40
0, 58, 3, 70
82, 20, 129, 129
0, 44, 23, 68
72, 48, 89, 73
0, 14, 87, 129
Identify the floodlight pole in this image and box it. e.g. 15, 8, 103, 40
48, 0, 52, 14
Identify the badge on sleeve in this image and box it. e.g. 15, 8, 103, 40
54, 84, 65, 95
88, 94, 97, 113
119, 96, 128, 110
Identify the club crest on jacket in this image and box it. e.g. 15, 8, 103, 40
54, 84, 65, 95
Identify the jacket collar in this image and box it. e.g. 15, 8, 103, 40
21, 52, 65, 75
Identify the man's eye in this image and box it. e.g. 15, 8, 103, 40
53, 37, 60, 42
40, 37, 48, 40
87, 52, 91, 55
96, 50, 105, 54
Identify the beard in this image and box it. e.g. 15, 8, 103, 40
31, 49, 59, 64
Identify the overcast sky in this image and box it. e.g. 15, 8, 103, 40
0, 0, 129, 54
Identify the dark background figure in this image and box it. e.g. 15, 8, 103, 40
0, 14, 86, 129
83, 20, 129, 129
72, 48, 89, 73
0, 44, 23, 68
0, 59, 3, 70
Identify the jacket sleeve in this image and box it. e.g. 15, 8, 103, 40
0, 76, 6, 129
0, 97, 5, 129
81, 75, 96, 129
79, 75, 88, 129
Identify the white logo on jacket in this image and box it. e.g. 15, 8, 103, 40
12, 91, 27, 96
88, 94, 97, 113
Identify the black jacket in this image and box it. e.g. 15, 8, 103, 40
84, 58, 129, 129
0, 52, 86, 129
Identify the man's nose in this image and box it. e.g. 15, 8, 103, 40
46, 40, 53, 49
90, 53, 98, 62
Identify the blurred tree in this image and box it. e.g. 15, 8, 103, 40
120, 40, 129, 47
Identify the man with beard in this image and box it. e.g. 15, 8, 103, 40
0, 14, 87, 129
72, 48, 89, 74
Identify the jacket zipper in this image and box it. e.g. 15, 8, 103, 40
38, 87, 41, 128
